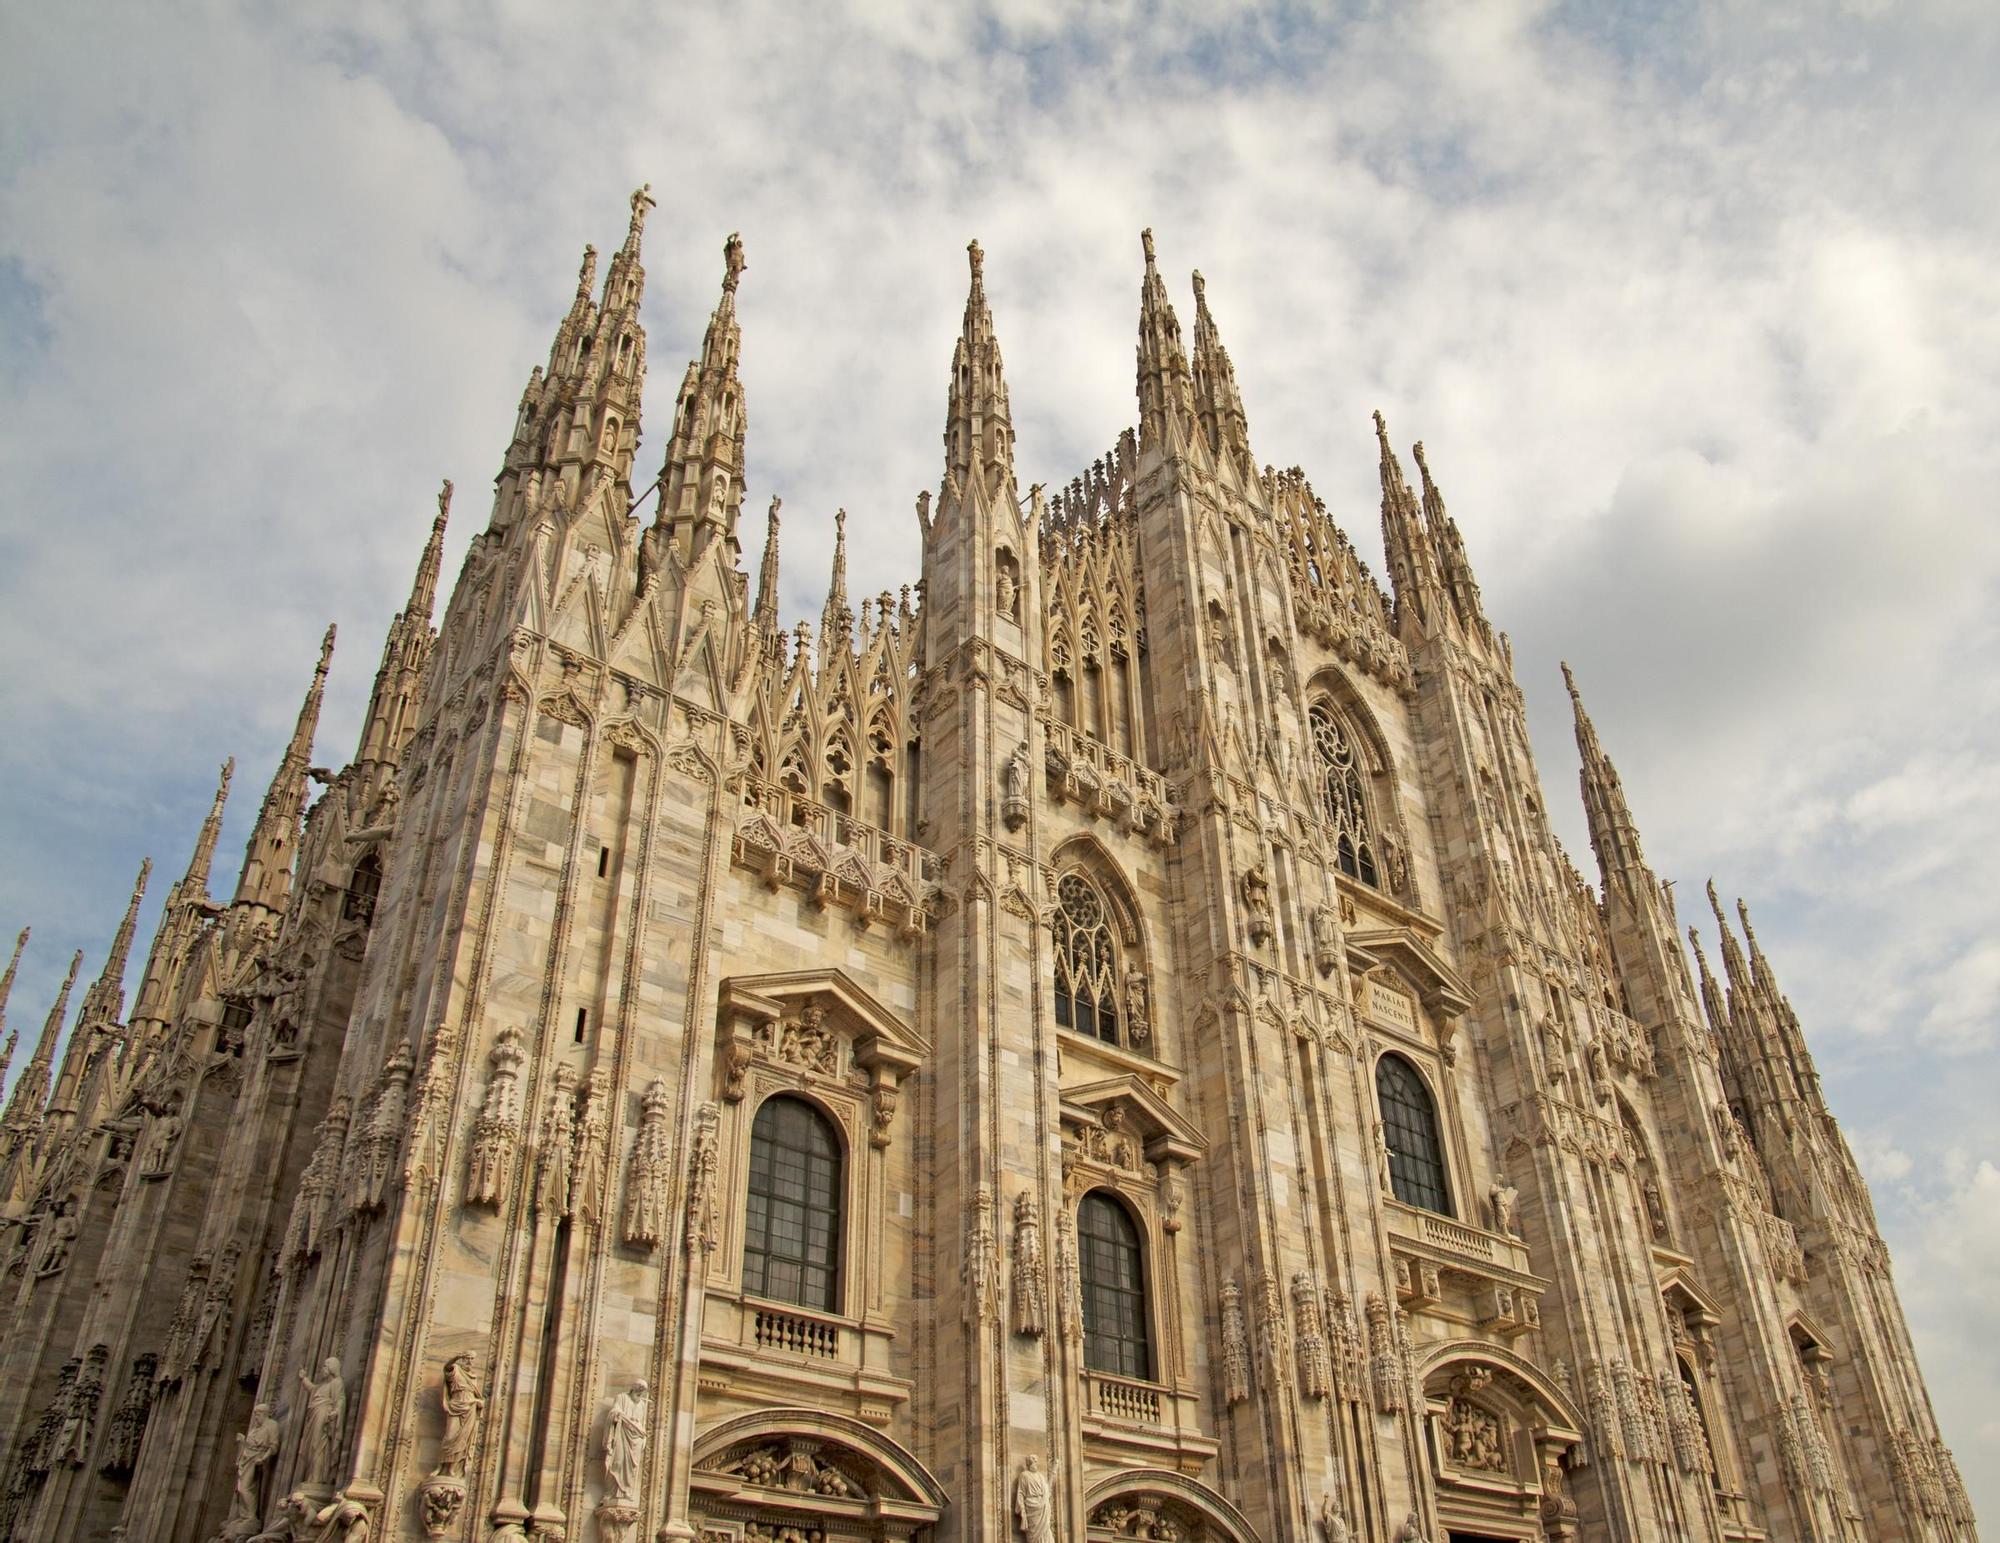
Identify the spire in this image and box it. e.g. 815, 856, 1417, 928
752, 497, 783, 639
3, 951, 80, 1130
1189, 269, 1252, 475
1375, 411, 1441, 631
1687, 926, 1730, 1039
236, 626, 334, 913
941, 239, 1017, 509
1735, 899, 1785, 1004
76, 860, 149, 1033
1135, 230, 1196, 454
180, 758, 233, 902
1706, 880, 1752, 995
820, 508, 851, 652
0, 929, 26, 1092
1564, 663, 1647, 885
497, 189, 654, 522
358, 484, 451, 768
654, 230, 750, 567
1412, 440, 1490, 641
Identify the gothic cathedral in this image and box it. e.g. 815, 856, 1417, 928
0, 190, 1977, 1543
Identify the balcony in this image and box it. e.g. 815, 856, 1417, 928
700, 1290, 910, 1423
1384, 1200, 1546, 1338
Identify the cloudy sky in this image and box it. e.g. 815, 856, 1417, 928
3, 0, 1994, 1517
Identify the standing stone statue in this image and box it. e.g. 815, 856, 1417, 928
1013, 1454, 1053, 1543
603, 1380, 648, 1502
297, 1357, 347, 1486
433, 1354, 483, 1476
1318, 1494, 1351, 1543
224, 1402, 281, 1538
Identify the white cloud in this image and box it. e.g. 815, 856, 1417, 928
3, 0, 1997, 1518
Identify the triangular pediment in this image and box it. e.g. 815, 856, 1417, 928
1060, 1075, 1205, 1165
719, 967, 928, 1065
1346, 925, 1475, 1018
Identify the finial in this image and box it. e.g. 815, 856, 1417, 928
1706, 879, 1727, 923
1372, 408, 1392, 447
722, 231, 746, 294
968, 239, 984, 284
1191, 269, 1206, 304
1561, 661, 1579, 698
1736, 898, 1762, 946
576, 244, 598, 297
629, 183, 656, 238
1412, 440, 1430, 476
1140, 228, 1156, 267
766, 494, 781, 533
437, 479, 454, 528
317, 623, 337, 675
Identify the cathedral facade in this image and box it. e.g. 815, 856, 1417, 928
0, 190, 1977, 1543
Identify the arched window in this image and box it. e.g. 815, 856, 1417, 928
1377, 1054, 1451, 1216
1309, 701, 1380, 887
1078, 1191, 1151, 1379
743, 1096, 842, 1311
1054, 873, 1120, 1044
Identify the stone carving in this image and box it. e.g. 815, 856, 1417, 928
1240, 861, 1273, 945
1013, 1455, 1053, 1543
571, 1067, 613, 1227
191, 1240, 240, 1375
1047, 1205, 1080, 1344
769, 999, 840, 1076
1293, 1271, 1331, 1400
1311, 904, 1338, 976
1443, 1369, 1506, 1473
1255, 1271, 1289, 1391
621, 1078, 674, 1248
720, 1439, 858, 1496
1220, 1276, 1251, 1406
38, 1209, 78, 1273
1328, 1289, 1362, 1402
603, 1380, 649, 1502
298, 1357, 347, 1487
684, 1101, 721, 1255
433, 1353, 482, 1476
1585, 1359, 1623, 1461
52, 1343, 106, 1466
464, 1027, 525, 1209
142, 1105, 184, 1178
1366, 1293, 1404, 1412
1002, 743, 1031, 831
868, 1082, 898, 1148
534, 1065, 577, 1218
354, 1042, 411, 1214
1641, 1176, 1667, 1240
222, 1402, 281, 1539
1488, 1180, 1520, 1238
1123, 960, 1151, 1046
1011, 1194, 1046, 1338
402, 1022, 459, 1192
1318, 1494, 1351, 1542
159, 1252, 212, 1385
966, 1183, 999, 1325
98, 1352, 157, 1476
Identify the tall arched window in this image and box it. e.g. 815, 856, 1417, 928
743, 1095, 843, 1311
1078, 1191, 1151, 1379
1054, 873, 1121, 1044
1309, 701, 1380, 887
1376, 1054, 1451, 1215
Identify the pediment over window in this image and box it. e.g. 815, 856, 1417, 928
721, 970, 927, 1069
1660, 1267, 1724, 1329
691, 1406, 946, 1541
1060, 1075, 1205, 1166
1347, 926, 1476, 1019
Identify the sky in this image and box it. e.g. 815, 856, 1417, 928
2, 0, 1995, 1520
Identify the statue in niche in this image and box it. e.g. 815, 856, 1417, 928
1311, 904, 1338, 976
603, 1380, 649, 1502
1642, 1177, 1668, 1239
224, 1403, 281, 1538
1123, 961, 1151, 1045
143, 1107, 183, 1177
39, 1210, 78, 1273
1013, 1455, 1054, 1543
1240, 861, 1273, 945
996, 566, 1018, 621
298, 1357, 347, 1486
432, 1354, 483, 1477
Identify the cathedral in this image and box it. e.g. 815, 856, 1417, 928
0, 187, 1977, 1543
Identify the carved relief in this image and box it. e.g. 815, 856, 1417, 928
464, 1027, 526, 1210
1366, 1293, 1404, 1413
1292, 1272, 1331, 1400
1011, 1194, 1046, 1338
534, 1065, 578, 1219
1220, 1276, 1251, 1407
620, 1079, 674, 1249
966, 1183, 999, 1325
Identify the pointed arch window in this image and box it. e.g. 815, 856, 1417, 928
1377, 1053, 1451, 1216
1054, 873, 1121, 1045
743, 1095, 843, 1311
343, 851, 382, 924
1078, 1191, 1152, 1379
1309, 701, 1379, 887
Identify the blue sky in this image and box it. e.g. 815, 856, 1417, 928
2, 0, 1995, 1519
